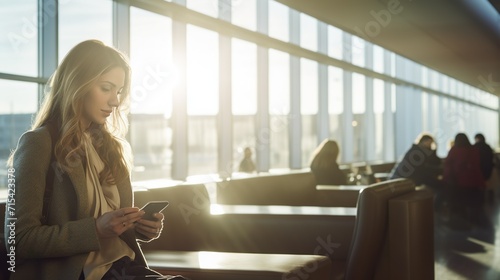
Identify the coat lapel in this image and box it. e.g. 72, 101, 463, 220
67, 162, 90, 219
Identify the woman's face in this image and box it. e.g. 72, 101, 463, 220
82, 67, 125, 128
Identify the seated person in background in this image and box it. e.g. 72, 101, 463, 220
310, 139, 347, 185
239, 147, 256, 173
391, 133, 444, 208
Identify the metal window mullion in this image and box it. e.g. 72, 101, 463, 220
364, 42, 375, 161
317, 21, 329, 145
341, 33, 353, 163
382, 49, 395, 161
171, 20, 188, 180
289, 9, 301, 169
37, 0, 58, 107
218, 35, 233, 178
256, 0, 270, 172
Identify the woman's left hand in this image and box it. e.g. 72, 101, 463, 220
135, 213, 164, 240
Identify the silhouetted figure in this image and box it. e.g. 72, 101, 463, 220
391, 134, 442, 185
391, 133, 444, 209
474, 133, 494, 180
239, 147, 256, 173
444, 133, 487, 228
474, 133, 495, 204
310, 139, 347, 185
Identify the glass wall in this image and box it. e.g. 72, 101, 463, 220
232, 38, 257, 172
1, 0, 498, 186
129, 8, 173, 181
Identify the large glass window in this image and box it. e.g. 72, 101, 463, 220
269, 48, 290, 169
58, 0, 112, 62
373, 78, 385, 160
351, 36, 365, 67
0, 80, 38, 189
186, 24, 219, 175
231, 0, 256, 31
301, 58, 318, 166
232, 38, 257, 171
373, 45, 384, 73
129, 8, 173, 181
328, 66, 343, 161
327, 25, 342, 60
352, 73, 366, 161
268, 0, 289, 42
187, 0, 218, 18
0, 0, 38, 76
300, 13, 317, 52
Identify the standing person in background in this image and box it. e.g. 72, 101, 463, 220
310, 139, 347, 185
444, 133, 487, 228
474, 133, 495, 204
390, 133, 444, 210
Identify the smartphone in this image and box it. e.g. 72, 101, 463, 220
140, 201, 169, 221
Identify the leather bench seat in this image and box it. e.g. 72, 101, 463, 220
145, 251, 332, 280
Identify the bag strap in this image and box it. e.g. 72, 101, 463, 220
41, 121, 59, 224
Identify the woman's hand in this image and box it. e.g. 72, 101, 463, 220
96, 207, 145, 239
135, 213, 164, 240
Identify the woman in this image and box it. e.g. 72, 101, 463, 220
5, 40, 185, 279
443, 133, 486, 227
309, 139, 347, 185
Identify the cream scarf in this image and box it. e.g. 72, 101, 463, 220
82, 132, 135, 280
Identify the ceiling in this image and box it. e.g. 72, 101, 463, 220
276, 0, 500, 96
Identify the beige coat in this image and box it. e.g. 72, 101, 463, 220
4, 126, 150, 280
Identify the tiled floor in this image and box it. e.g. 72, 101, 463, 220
434, 191, 500, 279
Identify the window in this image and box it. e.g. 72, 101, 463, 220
58, 0, 112, 62
301, 58, 318, 166
232, 38, 257, 171
187, 0, 218, 18
352, 73, 366, 161
0, 0, 38, 76
300, 13, 317, 52
0, 80, 38, 189
268, 0, 289, 42
373, 45, 384, 73
129, 8, 173, 181
269, 48, 290, 168
328, 66, 343, 160
373, 78, 385, 160
351, 36, 365, 67
231, 0, 256, 31
187, 24, 219, 175
327, 25, 342, 60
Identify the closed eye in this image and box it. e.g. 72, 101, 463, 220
101, 86, 112, 92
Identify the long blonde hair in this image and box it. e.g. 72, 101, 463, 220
11, 40, 131, 185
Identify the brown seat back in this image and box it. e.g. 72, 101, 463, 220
345, 179, 415, 280
387, 188, 434, 279
134, 183, 212, 251
217, 172, 317, 205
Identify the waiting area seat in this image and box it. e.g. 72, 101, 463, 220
133, 178, 434, 279
0, 177, 433, 279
